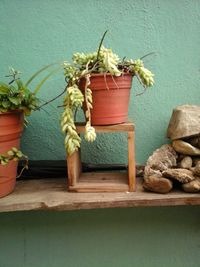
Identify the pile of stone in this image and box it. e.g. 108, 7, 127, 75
143, 105, 200, 193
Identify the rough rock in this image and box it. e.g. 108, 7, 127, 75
177, 154, 185, 162
145, 144, 177, 173
136, 165, 144, 177
144, 166, 162, 179
143, 176, 173, 194
162, 168, 195, 183
179, 156, 193, 169
186, 135, 200, 149
192, 158, 200, 166
193, 162, 200, 176
167, 105, 200, 140
190, 167, 195, 173
172, 140, 200, 156
182, 178, 200, 193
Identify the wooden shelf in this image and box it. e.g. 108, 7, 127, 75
69, 172, 130, 192
0, 177, 200, 213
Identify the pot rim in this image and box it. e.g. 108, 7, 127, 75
87, 72, 133, 78
0, 110, 23, 115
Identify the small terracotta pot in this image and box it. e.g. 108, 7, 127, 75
0, 111, 24, 197
79, 73, 133, 125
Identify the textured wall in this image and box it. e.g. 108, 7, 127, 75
1, 0, 199, 164
0, 1, 200, 267
0, 207, 200, 267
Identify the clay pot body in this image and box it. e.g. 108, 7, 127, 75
0, 111, 24, 197
79, 73, 133, 125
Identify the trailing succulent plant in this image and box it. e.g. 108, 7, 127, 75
0, 147, 28, 178
0, 147, 24, 166
0, 147, 28, 177
61, 32, 155, 155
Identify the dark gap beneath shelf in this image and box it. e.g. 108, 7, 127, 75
17, 160, 134, 180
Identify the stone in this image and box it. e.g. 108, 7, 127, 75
162, 168, 195, 183
177, 154, 185, 162
145, 144, 177, 173
179, 156, 193, 169
167, 105, 200, 140
192, 158, 200, 166
186, 136, 200, 149
193, 162, 200, 176
144, 166, 162, 179
190, 167, 195, 173
143, 176, 173, 194
182, 178, 200, 193
136, 165, 144, 177
172, 140, 200, 156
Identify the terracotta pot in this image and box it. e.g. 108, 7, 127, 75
79, 73, 133, 125
0, 111, 24, 197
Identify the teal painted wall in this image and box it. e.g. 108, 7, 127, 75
0, 207, 200, 267
0, 1, 200, 266
1, 0, 199, 164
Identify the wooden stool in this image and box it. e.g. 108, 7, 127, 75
67, 122, 136, 192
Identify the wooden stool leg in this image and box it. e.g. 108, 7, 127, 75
128, 131, 136, 191
67, 150, 82, 188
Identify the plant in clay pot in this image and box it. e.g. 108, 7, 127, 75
0, 66, 57, 197
61, 31, 155, 155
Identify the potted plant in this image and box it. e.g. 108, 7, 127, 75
61, 31, 155, 155
0, 66, 58, 197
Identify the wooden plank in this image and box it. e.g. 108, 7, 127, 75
0, 178, 200, 213
69, 172, 129, 192
66, 150, 81, 186
69, 184, 129, 193
76, 122, 135, 133
79, 172, 128, 183
128, 131, 136, 192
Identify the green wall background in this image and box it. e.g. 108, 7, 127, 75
0, 207, 200, 267
0, 1, 200, 266
0, 0, 199, 164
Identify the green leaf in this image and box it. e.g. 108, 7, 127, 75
15, 79, 24, 90
33, 66, 61, 94
2, 100, 10, 108
0, 107, 7, 112
7, 150, 14, 156
8, 96, 21, 105
16, 151, 23, 157
0, 83, 9, 95
25, 63, 60, 87
9, 85, 18, 93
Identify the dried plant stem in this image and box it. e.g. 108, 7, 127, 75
135, 72, 147, 96
37, 85, 68, 110
111, 74, 119, 89
16, 157, 29, 178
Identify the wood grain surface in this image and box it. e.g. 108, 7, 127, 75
0, 177, 200, 213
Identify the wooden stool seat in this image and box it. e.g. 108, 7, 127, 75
67, 122, 136, 192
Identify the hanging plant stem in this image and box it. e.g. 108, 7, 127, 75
0, 147, 28, 178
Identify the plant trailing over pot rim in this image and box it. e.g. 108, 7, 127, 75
0, 66, 59, 197
61, 31, 155, 155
